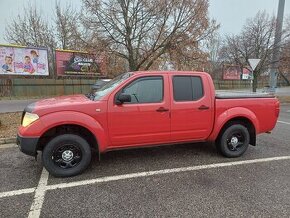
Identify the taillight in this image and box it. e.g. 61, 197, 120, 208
275, 100, 280, 117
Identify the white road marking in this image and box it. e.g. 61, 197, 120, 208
46, 155, 290, 191
278, 120, 290, 125
0, 144, 18, 149
28, 168, 49, 218
0, 156, 290, 202
0, 188, 35, 198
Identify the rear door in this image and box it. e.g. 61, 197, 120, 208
107, 74, 171, 147
170, 74, 214, 141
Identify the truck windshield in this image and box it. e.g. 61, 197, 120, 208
93, 72, 132, 100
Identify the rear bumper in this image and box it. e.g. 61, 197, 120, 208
17, 134, 39, 157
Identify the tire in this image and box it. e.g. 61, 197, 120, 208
217, 124, 250, 158
42, 134, 91, 177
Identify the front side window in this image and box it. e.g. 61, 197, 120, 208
173, 76, 203, 101
93, 72, 132, 100
121, 76, 163, 103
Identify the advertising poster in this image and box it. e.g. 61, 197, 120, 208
223, 65, 241, 80
0, 45, 49, 76
55, 50, 105, 76
242, 68, 252, 80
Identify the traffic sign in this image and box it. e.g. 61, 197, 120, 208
248, 59, 261, 70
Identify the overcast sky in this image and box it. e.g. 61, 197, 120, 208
209, 0, 289, 35
0, 0, 289, 44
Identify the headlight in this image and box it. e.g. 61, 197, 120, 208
22, 112, 39, 127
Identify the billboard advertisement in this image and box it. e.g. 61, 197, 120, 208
223, 65, 241, 80
242, 68, 252, 80
55, 50, 106, 76
0, 45, 49, 76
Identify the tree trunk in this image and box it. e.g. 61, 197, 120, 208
252, 71, 258, 92
128, 59, 137, 71
128, 52, 138, 71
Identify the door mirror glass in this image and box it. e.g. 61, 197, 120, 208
116, 93, 131, 104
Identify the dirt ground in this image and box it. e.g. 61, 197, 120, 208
0, 112, 22, 138
278, 96, 290, 103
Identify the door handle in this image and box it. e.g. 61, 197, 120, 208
198, 105, 209, 110
156, 107, 169, 112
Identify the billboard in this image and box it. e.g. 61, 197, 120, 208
55, 50, 106, 76
223, 65, 241, 80
242, 68, 252, 80
0, 45, 49, 76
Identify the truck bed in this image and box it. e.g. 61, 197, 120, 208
215, 91, 275, 99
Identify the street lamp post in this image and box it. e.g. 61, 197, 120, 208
269, 0, 285, 93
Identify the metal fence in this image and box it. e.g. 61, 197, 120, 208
214, 80, 267, 90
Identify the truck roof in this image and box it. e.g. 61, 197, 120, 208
131, 71, 206, 75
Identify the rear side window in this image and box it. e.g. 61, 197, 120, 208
122, 76, 163, 103
173, 76, 203, 101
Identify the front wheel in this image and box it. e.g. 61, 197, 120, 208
217, 124, 250, 158
42, 134, 91, 177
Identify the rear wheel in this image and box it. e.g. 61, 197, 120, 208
42, 134, 91, 177
217, 124, 250, 158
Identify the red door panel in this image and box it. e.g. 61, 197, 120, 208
107, 75, 171, 147
170, 74, 214, 141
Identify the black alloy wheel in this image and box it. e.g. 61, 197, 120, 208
217, 124, 250, 158
52, 143, 82, 169
42, 134, 92, 177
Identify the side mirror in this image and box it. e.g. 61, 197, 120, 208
116, 93, 131, 105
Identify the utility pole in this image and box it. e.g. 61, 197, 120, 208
269, 0, 285, 93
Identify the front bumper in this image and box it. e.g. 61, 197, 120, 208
17, 134, 39, 156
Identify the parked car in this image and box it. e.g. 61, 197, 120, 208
86, 78, 112, 100
17, 71, 280, 177
91, 79, 111, 92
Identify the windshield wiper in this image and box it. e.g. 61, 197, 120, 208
85, 93, 95, 100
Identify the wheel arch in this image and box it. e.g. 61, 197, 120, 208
216, 116, 256, 146
36, 111, 110, 153
37, 124, 99, 152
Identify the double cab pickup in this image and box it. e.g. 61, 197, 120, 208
17, 71, 280, 177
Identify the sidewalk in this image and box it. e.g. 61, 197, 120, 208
219, 86, 290, 96
0, 99, 38, 113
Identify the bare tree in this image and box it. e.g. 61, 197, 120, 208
167, 41, 209, 71
5, 7, 56, 48
5, 4, 85, 51
54, 2, 83, 50
220, 11, 290, 92
82, 0, 218, 71
279, 16, 290, 85
203, 31, 222, 79
4, 0, 218, 75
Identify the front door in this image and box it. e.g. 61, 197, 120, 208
107, 75, 171, 147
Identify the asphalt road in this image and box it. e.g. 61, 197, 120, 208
0, 105, 289, 217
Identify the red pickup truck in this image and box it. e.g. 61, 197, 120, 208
17, 71, 280, 177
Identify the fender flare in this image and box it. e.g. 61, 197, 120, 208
38, 111, 109, 152
208, 107, 260, 141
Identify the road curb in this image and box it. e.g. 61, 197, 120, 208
0, 137, 16, 145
